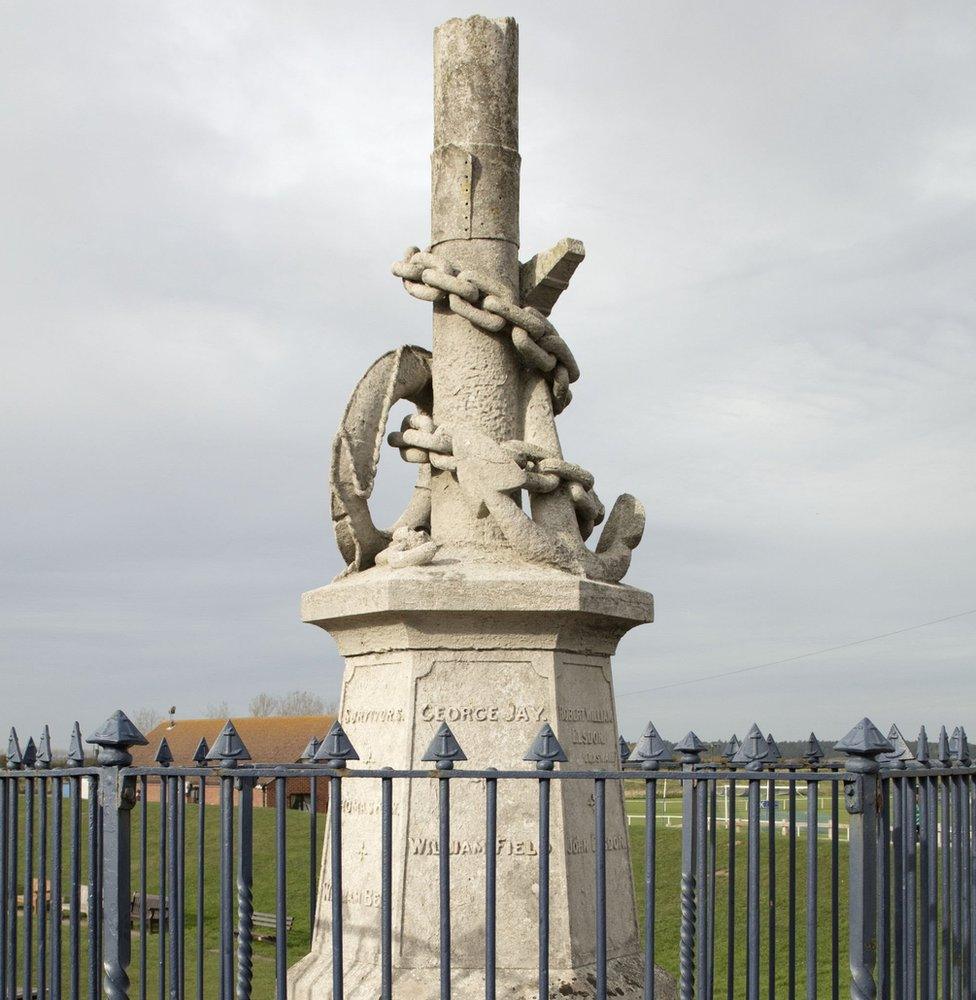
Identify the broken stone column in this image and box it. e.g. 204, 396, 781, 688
290, 14, 656, 1000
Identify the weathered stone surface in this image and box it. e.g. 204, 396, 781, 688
289, 564, 665, 1000
293, 13, 666, 998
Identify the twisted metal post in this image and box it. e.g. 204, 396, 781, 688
86, 711, 149, 1000
838, 718, 891, 1000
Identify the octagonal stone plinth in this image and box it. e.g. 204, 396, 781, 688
288, 564, 672, 1000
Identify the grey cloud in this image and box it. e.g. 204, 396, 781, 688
2, 1, 975, 746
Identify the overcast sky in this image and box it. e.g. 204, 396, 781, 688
2, 2, 975, 749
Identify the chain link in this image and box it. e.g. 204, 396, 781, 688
391, 246, 580, 413
386, 415, 604, 538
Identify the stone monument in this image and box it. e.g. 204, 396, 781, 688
290, 15, 656, 999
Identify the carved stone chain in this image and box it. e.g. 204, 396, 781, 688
387, 412, 606, 542
392, 246, 580, 413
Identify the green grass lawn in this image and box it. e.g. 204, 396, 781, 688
627, 809, 849, 994
4, 789, 848, 996
3, 795, 324, 997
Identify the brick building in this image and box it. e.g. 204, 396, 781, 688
132, 715, 335, 813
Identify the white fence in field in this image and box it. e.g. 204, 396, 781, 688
624, 778, 852, 842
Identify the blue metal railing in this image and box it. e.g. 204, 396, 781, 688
0, 714, 974, 999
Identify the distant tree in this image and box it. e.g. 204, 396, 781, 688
206, 700, 231, 719
249, 693, 279, 717
132, 707, 163, 735
245, 690, 330, 717
276, 690, 325, 716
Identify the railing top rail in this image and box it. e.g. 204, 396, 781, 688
104, 763, 976, 781
0, 767, 100, 778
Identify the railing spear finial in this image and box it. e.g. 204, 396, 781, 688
628, 721, 674, 770
915, 725, 930, 764
205, 720, 252, 768
313, 720, 360, 769
37, 725, 53, 768
732, 723, 768, 771
721, 733, 740, 762
803, 732, 825, 765
524, 723, 568, 771
950, 725, 971, 765
154, 738, 174, 767
66, 721, 85, 767
6, 727, 23, 769
422, 723, 467, 771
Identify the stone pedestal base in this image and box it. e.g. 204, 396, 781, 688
288, 564, 664, 1000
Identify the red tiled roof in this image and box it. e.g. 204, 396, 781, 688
130, 715, 334, 768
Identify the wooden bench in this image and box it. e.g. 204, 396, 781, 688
32, 877, 52, 912
130, 893, 168, 932
235, 911, 294, 943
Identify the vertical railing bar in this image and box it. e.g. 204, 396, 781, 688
805, 775, 817, 1000
23, 777, 33, 1000
726, 775, 736, 1000
0, 776, 6, 1000
787, 770, 796, 1000
745, 775, 759, 1000
70, 773, 81, 1000
956, 761, 973, 997
695, 777, 708, 1000
595, 776, 607, 1000
178, 776, 186, 1000
309, 772, 318, 937
926, 774, 938, 1000
159, 772, 167, 1000
879, 777, 890, 1000
330, 772, 344, 1000
707, 774, 717, 1000
438, 771, 451, 1000
969, 774, 975, 1000
380, 772, 393, 1000
168, 774, 179, 1000
235, 773, 254, 1000
767, 773, 776, 1000
830, 774, 839, 1000
52, 774, 63, 1000
538, 773, 550, 1000
329, 774, 344, 1000
952, 772, 963, 1000
8, 774, 19, 1000
680, 765, 699, 1000
484, 771, 497, 1000
892, 772, 905, 1000
196, 775, 205, 1000
906, 773, 918, 1000
218, 773, 234, 1000
98, 794, 104, 997
38, 773, 48, 1000
88, 775, 99, 1000
140, 776, 148, 1000
941, 773, 950, 1000
644, 770, 657, 1000
274, 776, 286, 1000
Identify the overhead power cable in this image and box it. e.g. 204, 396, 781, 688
620, 607, 976, 696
